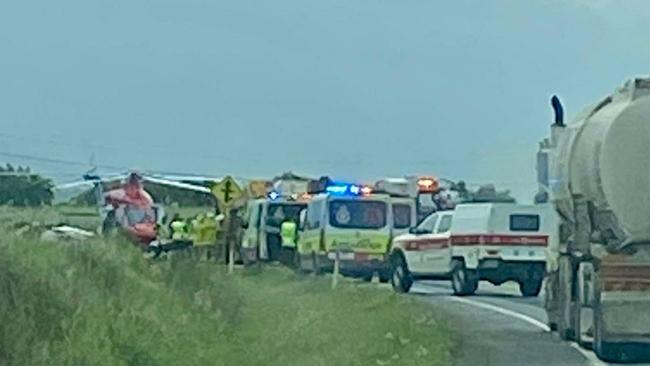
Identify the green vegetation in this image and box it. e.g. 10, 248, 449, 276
0, 164, 53, 206
0, 208, 455, 366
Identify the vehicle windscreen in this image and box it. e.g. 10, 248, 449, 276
329, 200, 387, 229
266, 203, 307, 227
416, 193, 436, 221
509, 214, 540, 231
392, 203, 412, 229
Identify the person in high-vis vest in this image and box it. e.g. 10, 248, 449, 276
192, 212, 219, 261
167, 217, 192, 254
280, 218, 298, 266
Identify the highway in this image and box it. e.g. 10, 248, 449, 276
404, 280, 650, 366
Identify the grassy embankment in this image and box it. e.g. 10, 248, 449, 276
0, 207, 456, 366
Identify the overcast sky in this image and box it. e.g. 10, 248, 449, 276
1, 0, 649, 201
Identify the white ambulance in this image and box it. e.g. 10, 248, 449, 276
389, 203, 558, 297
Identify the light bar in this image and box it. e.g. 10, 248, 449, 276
361, 186, 373, 196
325, 182, 369, 196
325, 185, 349, 194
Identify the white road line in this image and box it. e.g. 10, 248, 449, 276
570, 343, 611, 366
448, 296, 551, 332
446, 296, 612, 366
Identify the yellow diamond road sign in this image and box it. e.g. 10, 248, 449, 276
212, 176, 243, 206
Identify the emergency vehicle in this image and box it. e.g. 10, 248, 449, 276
296, 179, 415, 281
375, 176, 440, 224
389, 203, 557, 296
240, 178, 311, 263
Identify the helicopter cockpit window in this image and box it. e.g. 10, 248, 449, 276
125, 206, 155, 225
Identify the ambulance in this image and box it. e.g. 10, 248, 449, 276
375, 176, 440, 224
240, 178, 310, 263
389, 202, 557, 296
296, 179, 415, 281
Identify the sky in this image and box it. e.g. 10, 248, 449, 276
1, 0, 649, 201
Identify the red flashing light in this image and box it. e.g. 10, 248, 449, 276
417, 177, 438, 192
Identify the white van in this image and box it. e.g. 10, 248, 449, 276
240, 198, 308, 263
389, 203, 558, 297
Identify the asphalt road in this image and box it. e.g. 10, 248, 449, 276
404, 280, 650, 366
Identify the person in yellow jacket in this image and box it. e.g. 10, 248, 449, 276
191, 212, 222, 261
280, 218, 298, 266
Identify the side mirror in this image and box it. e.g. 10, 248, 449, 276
409, 227, 418, 234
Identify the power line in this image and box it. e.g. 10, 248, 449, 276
0, 151, 125, 171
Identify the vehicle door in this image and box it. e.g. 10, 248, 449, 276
258, 202, 270, 260
429, 213, 454, 273
391, 199, 415, 237
241, 201, 262, 250
405, 213, 440, 274
298, 198, 324, 258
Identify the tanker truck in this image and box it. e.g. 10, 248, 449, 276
537, 77, 650, 362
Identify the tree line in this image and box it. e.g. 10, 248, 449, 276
0, 164, 54, 206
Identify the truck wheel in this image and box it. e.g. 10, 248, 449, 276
592, 269, 628, 363
362, 273, 373, 282
519, 278, 543, 297
390, 255, 413, 293
594, 307, 627, 362
557, 255, 576, 341
452, 262, 478, 296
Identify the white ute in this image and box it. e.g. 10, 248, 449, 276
389, 203, 558, 296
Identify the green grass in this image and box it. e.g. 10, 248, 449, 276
0, 207, 456, 366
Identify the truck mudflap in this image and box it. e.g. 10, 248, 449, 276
599, 291, 650, 341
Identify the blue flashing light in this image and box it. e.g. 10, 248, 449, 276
349, 185, 361, 195
325, 185, 348, 194
325, 183, 364, 196
268, 191, 280, 200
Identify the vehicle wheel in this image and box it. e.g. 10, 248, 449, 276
592, 269, 629, 362
557, 255, 576, 341
519, 278, 543, 297
362, 274, 373, 282
594, 308, 627, 362
378, 270, 391, 284
312, 252, 323, 276
390, 255, 413, 293
294, 251, 309, 274
452, 262, 478, 296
